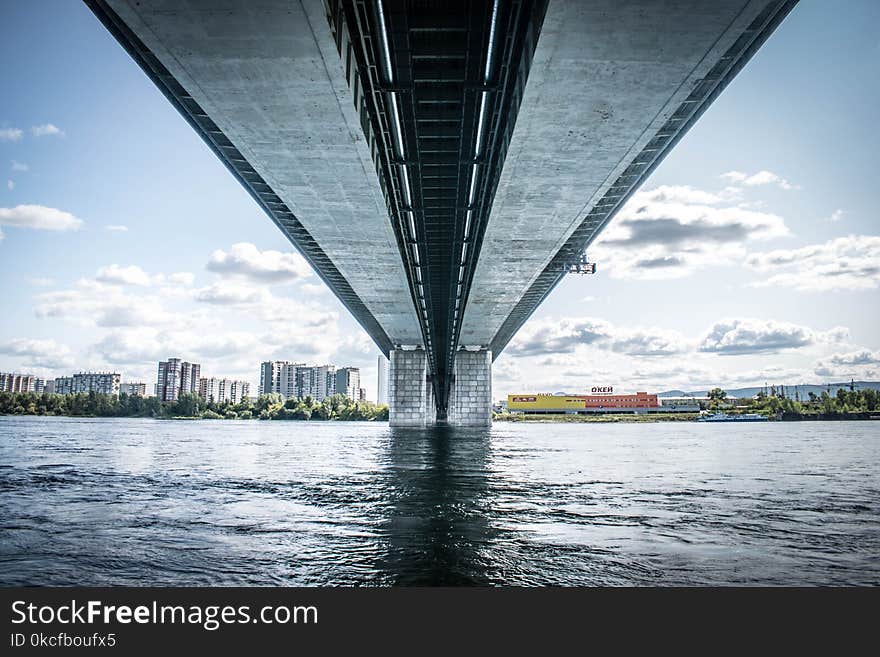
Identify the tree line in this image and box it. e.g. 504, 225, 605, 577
0, 391, 389, 421
706, 387, 879, 417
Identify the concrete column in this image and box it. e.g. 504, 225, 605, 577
448, 349, 492, 427
388, 349, 427, 427
425, 378, 437, 425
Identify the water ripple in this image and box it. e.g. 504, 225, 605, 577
0, 416, 878, 585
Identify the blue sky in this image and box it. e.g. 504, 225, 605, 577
1, 0, 878, 399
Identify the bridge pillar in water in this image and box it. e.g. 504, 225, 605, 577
425, 377, 437, 425
388, 349, 428, 427
448, 350, 492, 427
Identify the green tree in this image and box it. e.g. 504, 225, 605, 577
707, 388, 727, 402
173, 392, 205, 418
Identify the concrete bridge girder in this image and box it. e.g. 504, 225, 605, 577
85, 0, 797, 426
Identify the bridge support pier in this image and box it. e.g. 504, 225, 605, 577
388, 348, 492, 427
448, 349, 493, 427
388, 348, 428, 427
425, 376, 437, 425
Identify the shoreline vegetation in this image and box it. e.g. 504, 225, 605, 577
1, 387, 877, 423
495, 387, 880, 423
493, 412, 700, 423
0, 391, 388, 421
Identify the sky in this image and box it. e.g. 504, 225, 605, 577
1, 0, 878, 400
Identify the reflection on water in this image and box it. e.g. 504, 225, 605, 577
0, 416, 878, 586
380, 426, 494, 584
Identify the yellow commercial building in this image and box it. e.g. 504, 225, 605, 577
507, 391, 661, 414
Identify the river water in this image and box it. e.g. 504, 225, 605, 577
0, 416, 877, 586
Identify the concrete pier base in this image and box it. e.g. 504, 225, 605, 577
448, 349, 492, 427
388, 349, 428, 427
388, 348, 492, 427
425, 377, 437, 425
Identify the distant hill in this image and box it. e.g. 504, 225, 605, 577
657, 381, 880, 399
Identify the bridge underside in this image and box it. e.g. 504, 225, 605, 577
86, 0, 795, 426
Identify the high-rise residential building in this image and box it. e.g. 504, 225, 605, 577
321, 365, 336, 400
35, 378, 48, 394
260, 361, 343, 401
358, 388, 367, 402
120, 382, 147, 397
280, 362, 300, 399
260, 360, 305, 397
297, 364, 335, 401
260, 361, 284, 396
231, 379, 250, 403
54, 372, 121, 396
377, 355, 388, 405
180, 361, 201, 397
259, 361, 309, 398
43, 380, 55, 394
335, 367, 360, 400
157, 358, 201, 402
199, 377, 250, 404
199, 377, 216, 402
1, 372, 36, 393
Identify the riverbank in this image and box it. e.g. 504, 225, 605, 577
494, 412, 701, 423
494, 412, 880, 423
0, 391, 388, 421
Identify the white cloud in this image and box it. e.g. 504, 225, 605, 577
0, 338, 74, 370
105, 224, 128, 232
256, 299, 339, 330
497, 313, 858, 397
0, 204, 83, 233
87, 267, 188, 292
23, 248, 349, 386
27, 277, 55, 287
189, 332, 262, 359
494, 305, 868, 397
194, 282, 270, 305
299, 283, 328, 296
31, 123, 63, 137
492, 357, 524, 382
508, 316, 689, 358
206, 242, 312, 283
11, 161, 28, 172
330, 332, 377, 366
91, 328, 260, 366
6, 180, 12, 191
90, 328, 171, 366
34, 279, 174, 328
635, 185, 724, 205
745, 235, 880, 292
166, 272, 194, 286
590, 184, 788, 279
0, 128, 23, 142
698, 318, 847, 355
193, 278, 338, 331
813, 350, 880, 381
609, 328, 689, 357
829, 350, 880, 366
720, 170, 797, 190
828, 209, 845, 222
95, 264, 152, 287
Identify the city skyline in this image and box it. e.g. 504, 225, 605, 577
1, 357, 368, 402
1, 1, 879, 400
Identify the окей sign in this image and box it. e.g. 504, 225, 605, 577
591, 386, 614, 394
